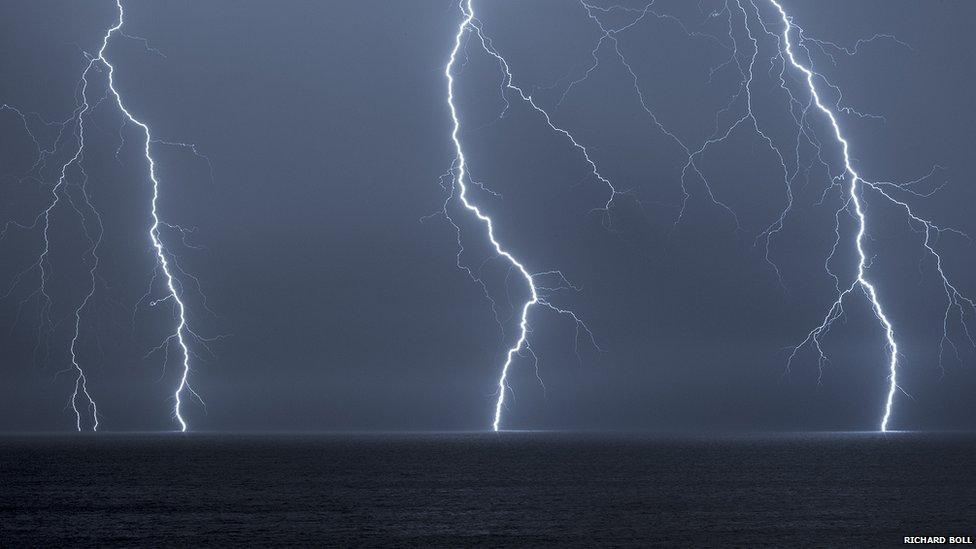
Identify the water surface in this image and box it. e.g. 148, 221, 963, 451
0, 432, 972, 545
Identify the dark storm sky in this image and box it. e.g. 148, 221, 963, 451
1, 0, 974, 432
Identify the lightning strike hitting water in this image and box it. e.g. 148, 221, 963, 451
579, 0, 973, 430
758, 0, 974, 431
1, 1, 210, 431
445, 0, 601, 431
764, 0, 900, 431
91, 0, 201, 432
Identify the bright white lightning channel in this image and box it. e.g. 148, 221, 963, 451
763, 0, 974, 431
766, 0, 892, 432
446, 0, 601, 431
97, 1, 197, 432
564, 0, 973, 431
1, 1, 200, 431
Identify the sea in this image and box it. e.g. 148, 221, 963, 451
0, 432, 973, 546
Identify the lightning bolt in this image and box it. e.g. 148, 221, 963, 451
445, 0, 602, 431
762, 0, 973, 432
575, 0, 973, 431
767, 0, 900, 430
96, 0, 198, 432
1, 0, 208, 431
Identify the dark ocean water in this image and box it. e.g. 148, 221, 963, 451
0, 433, 973, 547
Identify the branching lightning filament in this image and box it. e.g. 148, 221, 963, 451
445, 0, 601, 431
1, 0, 211, 431
761, 0, 973, 432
